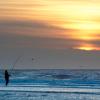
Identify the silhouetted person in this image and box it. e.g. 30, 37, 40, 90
4, 70, 10, 86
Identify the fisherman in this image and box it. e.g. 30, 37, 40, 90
4, 70, 10, 86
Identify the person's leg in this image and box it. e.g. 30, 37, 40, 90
6, 81, 8, 86
6, 78, 9, 86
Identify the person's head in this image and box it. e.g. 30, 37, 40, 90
5, 70, 8, 72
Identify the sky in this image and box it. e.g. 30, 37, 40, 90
0, 0, 100, 69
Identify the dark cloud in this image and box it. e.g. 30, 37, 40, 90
0, 20, 70, 38
0, 31, 84, 49
77, 39, 100, 48
0, 20, 73, 51
89, 40, 100, 47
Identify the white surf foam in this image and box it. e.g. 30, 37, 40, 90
0, 86, 100, 93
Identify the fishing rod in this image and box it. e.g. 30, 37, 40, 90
11, 55, 23, 71
11, 54, 36, 70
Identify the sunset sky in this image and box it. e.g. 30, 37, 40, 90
0, 0, 100, 69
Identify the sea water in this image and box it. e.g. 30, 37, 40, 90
0, 69, 100, 100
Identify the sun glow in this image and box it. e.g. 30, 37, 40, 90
75, 44, 100, 51
77, 46, 95, 51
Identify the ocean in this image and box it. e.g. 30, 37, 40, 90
0, 69, 100, 100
